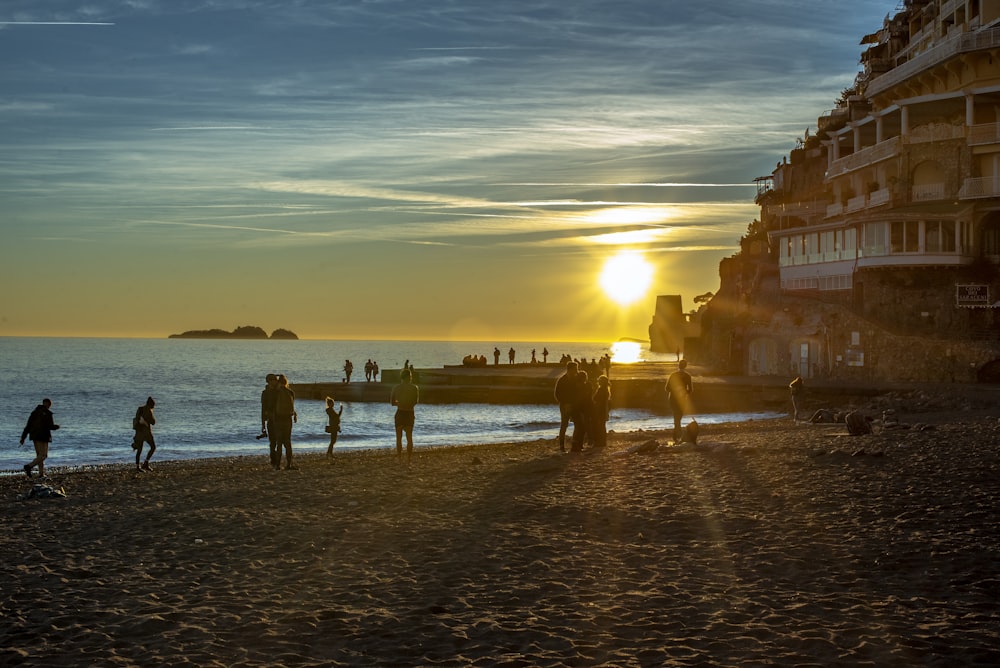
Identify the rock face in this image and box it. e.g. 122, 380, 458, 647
168, 326, 298, 340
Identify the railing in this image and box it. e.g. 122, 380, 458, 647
868, 188, 891, 208
846, 194, 868, 213
941, 0, 962, 18
826, 202, 844, 218
866, 27, 1000, 97
826, 136, 901, 178
968, 122, 1000, 146
764, 201, 827, 220
959, 177, 1000, 199
908, 123, 965, 144
912, 183, 946, 201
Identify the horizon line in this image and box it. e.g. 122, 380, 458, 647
0, 21, 115, 26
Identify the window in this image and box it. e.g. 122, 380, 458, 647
864, 222, 887, 256
890, 220, 919, 253
925, 220, 955, 253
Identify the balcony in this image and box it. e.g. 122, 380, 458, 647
764, 201, 827, 221
846, 194, 868, 213
866, 27, 1000, 97
912, 183, 946, 202
968, 122, 1000, 146
826, 202, 844, 218
826, 136, 901, 179
868, 188, 891, 207
959, 177, 1000, 199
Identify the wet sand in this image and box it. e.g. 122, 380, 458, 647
2, 406, 1000, 666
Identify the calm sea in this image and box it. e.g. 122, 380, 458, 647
0, 338, 779, 472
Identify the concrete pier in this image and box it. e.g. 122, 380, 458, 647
290, 362, 896, 413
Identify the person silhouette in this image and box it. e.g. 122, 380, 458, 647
325, 396, 344, 458
665, 360, 694, 444
21, 398, 59, 478
390, 368, 419, 463
131, 396, 157, 472
554, 360, 580, 453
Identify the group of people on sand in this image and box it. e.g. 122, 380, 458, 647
554, 360, 612, 453
260, 368, 420, 468
18, 356, 696, 478
260, 373, 302, 470
19, 395, 159, 479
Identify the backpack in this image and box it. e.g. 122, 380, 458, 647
132, 406, 146, 430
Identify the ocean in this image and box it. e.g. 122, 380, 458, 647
0, 338, 780, 472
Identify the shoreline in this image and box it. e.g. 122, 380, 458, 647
3, 410, 1000, 665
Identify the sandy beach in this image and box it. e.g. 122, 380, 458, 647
3, 397, 1000, 666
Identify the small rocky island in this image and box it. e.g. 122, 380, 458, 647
169, 326, 298, 340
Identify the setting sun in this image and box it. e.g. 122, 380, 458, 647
599, 251, 654, 305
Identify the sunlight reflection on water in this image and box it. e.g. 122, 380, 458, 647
610, 340, 642, 364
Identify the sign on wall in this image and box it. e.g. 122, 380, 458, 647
956, 284, 993, 308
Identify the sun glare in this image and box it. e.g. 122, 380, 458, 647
599, 251, 653, 305
610, 340, 642, 364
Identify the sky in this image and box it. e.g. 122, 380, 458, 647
0, 0, 894, 342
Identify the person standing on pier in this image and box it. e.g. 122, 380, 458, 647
390, 368, 419, 463
665, 360, 694, 445
508, 347, 516, 364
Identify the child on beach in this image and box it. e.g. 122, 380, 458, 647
325, 396, 343, 458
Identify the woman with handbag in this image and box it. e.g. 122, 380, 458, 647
325, 396, 343, 458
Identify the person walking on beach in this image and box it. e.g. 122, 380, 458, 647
789, 375, 804, 421
325, 396, 344, 458
390, 368, 419, 463
591, 375, 611, 448
20, 398, 59, 478
272, 374, 298, 470
260, 373, 280, 468
665, 360, 694, 445
554, 360, 579, 453
131, 396, 157, 472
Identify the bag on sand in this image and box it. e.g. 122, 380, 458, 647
845, 411, 872, 436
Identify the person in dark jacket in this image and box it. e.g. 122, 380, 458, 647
20, 398, 59, 478
132, 397, 157, 472
554, 360, 579, 453
260, 373, 279, 469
